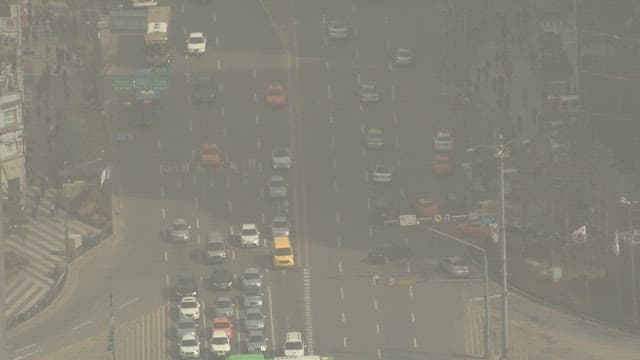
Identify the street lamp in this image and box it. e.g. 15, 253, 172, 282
620, 196, 639, 325
467, 134, 531, 360
425, 226, 491, 360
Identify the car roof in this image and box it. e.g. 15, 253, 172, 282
397, 47, 411, 52
271, 175, 285, 181
436, 131, 451, 137
216, 296, 232, 302
189, 32, 204, 37
367, 128, 383, 134
272, 215, 288, 222
273, 146, 290, 154
181, 296, 197, 302
435, 154, 450, 160
212, 330, 228, 338
182, 333, 197, 341
242, 223, 257, 230
244, 267, 260, 274
361, 83, 376, 88
273, 236, 292, 248
248, 330, 264, 337
267, 83, 283, 89
213, 315, 231, 322
246, 307, 262, 314
173, 218, 187, 225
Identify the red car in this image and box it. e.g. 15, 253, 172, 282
414, 197, 439, 218
456, 221, 491, 239
432, 154, 454, 175
211, 316, 233, 340
265, 83, 286, 107
200, 143, 221, 167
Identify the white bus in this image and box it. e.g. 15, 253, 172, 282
131, 0, 158, 8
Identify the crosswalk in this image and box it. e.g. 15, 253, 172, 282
115, 304, 169, 360
464, 301, 527, 360
4, 186, 101, 318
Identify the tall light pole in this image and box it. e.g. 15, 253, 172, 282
497, 133, 509, 359
425, 226, 491, 360
620, 196, 639, 325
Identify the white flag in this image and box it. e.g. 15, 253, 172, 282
571, 225, 586, 241
612, 232, 620, 256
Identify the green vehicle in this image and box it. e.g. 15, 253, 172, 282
227, 355, 335, 360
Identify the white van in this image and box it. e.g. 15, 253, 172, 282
283, 331, 305, 357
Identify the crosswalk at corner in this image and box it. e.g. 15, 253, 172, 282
116, 304, 169, 360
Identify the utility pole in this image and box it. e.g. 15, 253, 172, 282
498, 133, 509, 359
108, 293, 116, 360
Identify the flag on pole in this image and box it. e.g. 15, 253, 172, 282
489, 223, 499, 243
571, 225, 587, 241
612, 232, 620, 256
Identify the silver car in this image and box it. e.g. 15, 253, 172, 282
327, 20, 350, 40
246, 330, 269, 353
170, 219, 191, 242
242, 268, 263, 289
358, 83, 380, 103
393, 47, 414, 66
205, 232, 227, 262
440, 256, 471, 278
176, 314, 198, 340
271, 216, 291, 237
272, 147, 292, 169
372, 165, 392, 184
365, 128, 385, 149
268, 175, 288, 198
243, 307, 266, 330
243, 287, 264, 308
214, 296, 235, 318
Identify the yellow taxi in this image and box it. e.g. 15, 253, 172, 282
272, 236, 294, 268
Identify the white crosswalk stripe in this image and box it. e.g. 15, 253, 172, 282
4, 186, 102, 318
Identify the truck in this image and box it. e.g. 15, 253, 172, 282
145, 6, 171, 66
130, 0, 158, 8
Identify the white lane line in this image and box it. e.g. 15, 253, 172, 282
325, 60, 330, 72
253, 92, 258, 103
341, 312, 346, 324
213, 13, 217, 23
333, 180, 338, 193
165, 274, 170, 287
359, 104, 364, 112
231, 250, 236, 260
157, 137, 162, 151
357, 73, 361, 83
373, 298, 378, 311
338, 261, 342, 273
413, 337, 418, 348
196, 217, 200, 230
360, 122, 365, 135
302, 268, 315, 353
72, 321, 93, 331
261, 212, 266, 225
215, 36, 219, 48
336, 210, 341, 224
327, 85, 332, 99
337, 235, 342, 248
376, 323, 380, 335
322, 14, 326, 24
340, 287, 344, 300
164, 251, 168, 262
13, 350, 41, 360
409, 285, 414, 298
197, 233, 201, 245
267, 285, 277, 353
217, 59, 222, 70
343, 337, 347, 348
13, 344, 37, 355
229, 225, 234, 235
411, 311, 415, 323
118, 297, 140, 310
255, 114, 260, 125
377, 348, 382, 360
329, 112, 334, 124
161, 207, 166, 220
193, 174, 197, 186
407, 261, 411, 273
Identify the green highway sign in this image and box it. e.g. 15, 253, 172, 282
153, 66, 169, 74
111, 77, 170, 91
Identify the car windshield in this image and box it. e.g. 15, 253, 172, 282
271, 178, 285, 186
438, 134, 452, 142
203, 147, 218, 155
331, 22, 346, 29
244, 272, 260, 280
207, 242, 224, 250
246, 289, 262, 297
181, 301, 197, 308
216, 300, 232, 308
275, 248, 292, 256
178, 278, 195, 288
247, 312, 262, 320
285, 342, 303, 350
273, 220, 288, 228
376, 167, 390, 174
174, 223, 188, 231
267, 88, 283, 96
243, 229, 257, 236
368, 130, 382, 137
249, 335, 264, 342
450, 257, 466, 265
274, 149, 289, 157
189, 36, 204, 44
182, 339, 197, 346
213, 321, 229, 329
362, 86, 376, 94
212, 337, 228, 345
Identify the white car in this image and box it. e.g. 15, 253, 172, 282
283, 331, 305, 357
393, 47, 415, 66
372, 165, 392, 184
327, 20, 350, 40
272, 147, 292, 169
178, 296, 201, 320
365, 128, 385, 149
179, 333, 201, 359
187, 32, 207, 54
240, 223, 260, 247
434, 131, 453, 152
210, 330, 231, 357
242, 267, 263, 289
358, 83, 380, 103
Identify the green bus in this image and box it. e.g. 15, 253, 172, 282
227, 355, 334, 360
227, 355, 265, 360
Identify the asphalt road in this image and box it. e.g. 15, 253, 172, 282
9, 1, 486, 359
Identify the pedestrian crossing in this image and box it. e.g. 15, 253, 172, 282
4, 186, 101, 318
115, 304, 169, 360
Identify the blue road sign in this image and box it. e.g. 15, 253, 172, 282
479, 215, 497, 224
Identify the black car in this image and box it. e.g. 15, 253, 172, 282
367, 244, 411, 264
371, 199, 391, 225
191, 75, 216, 104
211, 268, 234, 290
176, 273, 198, 298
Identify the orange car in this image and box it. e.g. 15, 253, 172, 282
211, 316, 233, 340
456, 221, 491, 239
414, 197, 439, 217
432, 154, 454, 175
201, 143, 221, 167
265, 83, 286, 107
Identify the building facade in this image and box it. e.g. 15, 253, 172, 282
0, 90, 25, 218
